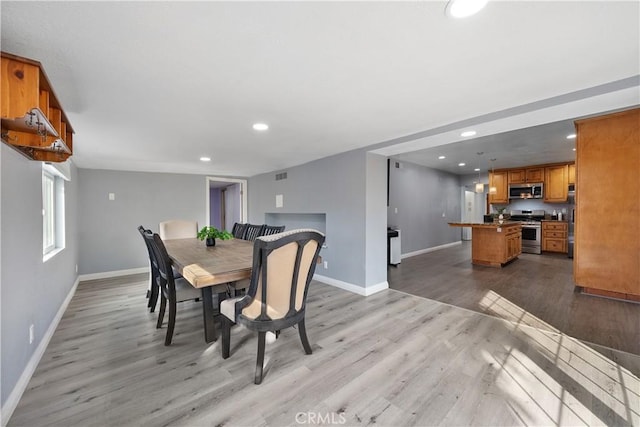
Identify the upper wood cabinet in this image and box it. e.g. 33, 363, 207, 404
568, 163, 576, 185
544, 164, 569, 202
1, 52, 74, 162
489, 170, 508, 204
526, 167, 544, 183
509, 167, 544, 184
508, 169, 526, 183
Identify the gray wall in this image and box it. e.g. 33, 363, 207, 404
365, 153, 388, 285
387, 158, 462, 254
1, 144, 79, 408
264, 213, 327, 234
77, 169, 209, 274
248, 149, 388, 289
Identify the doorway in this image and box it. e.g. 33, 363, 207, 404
205, 177, 248, 232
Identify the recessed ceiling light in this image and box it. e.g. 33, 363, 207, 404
461, 130, 477, 137
572, 148, 576, 151
200, 157, 211, 162
438, 155, 446, 160
474, 168, 480, 172
253, 123, 269, 131
458, 162, 466, 167
566, 133, 576, 139
445, 0, 488, 18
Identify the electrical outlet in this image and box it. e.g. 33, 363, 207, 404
29, 324, 34, 344
323, 261, 328, 269
108, 192, 115, 201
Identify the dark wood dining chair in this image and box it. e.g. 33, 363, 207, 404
220, 229, 325, 384
232, 222, 249, 239
259, 224, 285, 237
243, 224, 265, 241
138, 226, 160, 312
144, 232, 202, 345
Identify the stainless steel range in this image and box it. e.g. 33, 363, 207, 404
510, 209, 545, 254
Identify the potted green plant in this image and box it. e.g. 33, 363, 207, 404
492, 206, 509, 222
197, 226, 233, 247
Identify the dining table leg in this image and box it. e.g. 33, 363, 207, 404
201, 287, 217, 343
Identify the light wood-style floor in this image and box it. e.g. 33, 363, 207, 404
8, 272, 640, 426
388, 242, 640, 356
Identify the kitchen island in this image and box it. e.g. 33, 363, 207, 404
449, 222, 522, 267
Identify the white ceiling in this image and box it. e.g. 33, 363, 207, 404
395, 118, 578, 175
1, 1, 638, 177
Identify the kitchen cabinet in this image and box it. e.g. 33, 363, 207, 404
509, 167, 544, 184
575, 108, 639, 300
449, 222, 521, 267
544, 164, 568, 202
489, 170, 508, 204
506, 226, 522, 260
1, 52, 74, 162
542, 221, 567, 253
568, 163, 576, 185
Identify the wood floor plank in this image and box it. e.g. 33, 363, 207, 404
8, 271, 640, 426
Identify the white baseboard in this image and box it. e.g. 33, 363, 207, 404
78, 267, 148, 282
313, 274, 388, 296
401, 241, 461, 259
1, 276, 80, 426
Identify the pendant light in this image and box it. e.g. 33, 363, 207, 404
475, 152, 484, 193
489, 158, 497, 194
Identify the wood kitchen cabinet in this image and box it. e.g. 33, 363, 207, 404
542, 221, 567, 253
544, 164, 568, 202
575, 108, 640, 300
1, 51, 74, 162
509, 167, 544, 184
506, 226, 522, 261
449, 222, 521, 267
568, 163, 576, 185
489, 170, 508, 204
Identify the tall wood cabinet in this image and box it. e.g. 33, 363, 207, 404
574, 108, 639, 300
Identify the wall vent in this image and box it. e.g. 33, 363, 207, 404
275, 172, 288, 181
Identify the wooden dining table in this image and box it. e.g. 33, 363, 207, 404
163, 237, 254, 343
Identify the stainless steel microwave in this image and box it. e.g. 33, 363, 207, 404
508, 183, 543, 199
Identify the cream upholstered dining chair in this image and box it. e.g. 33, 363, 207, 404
159, 220, 198, 240
220, 229, 325, 384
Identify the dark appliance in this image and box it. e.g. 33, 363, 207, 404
483, 215, 494, 223
567, 185, 575, 258
508, 183, 544, 200
510, 209, 545, 254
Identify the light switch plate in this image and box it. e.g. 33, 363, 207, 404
108, 193, 115, 201
275, 194, 283, 208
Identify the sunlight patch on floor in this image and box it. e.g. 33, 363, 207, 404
480, 290, 640, 426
